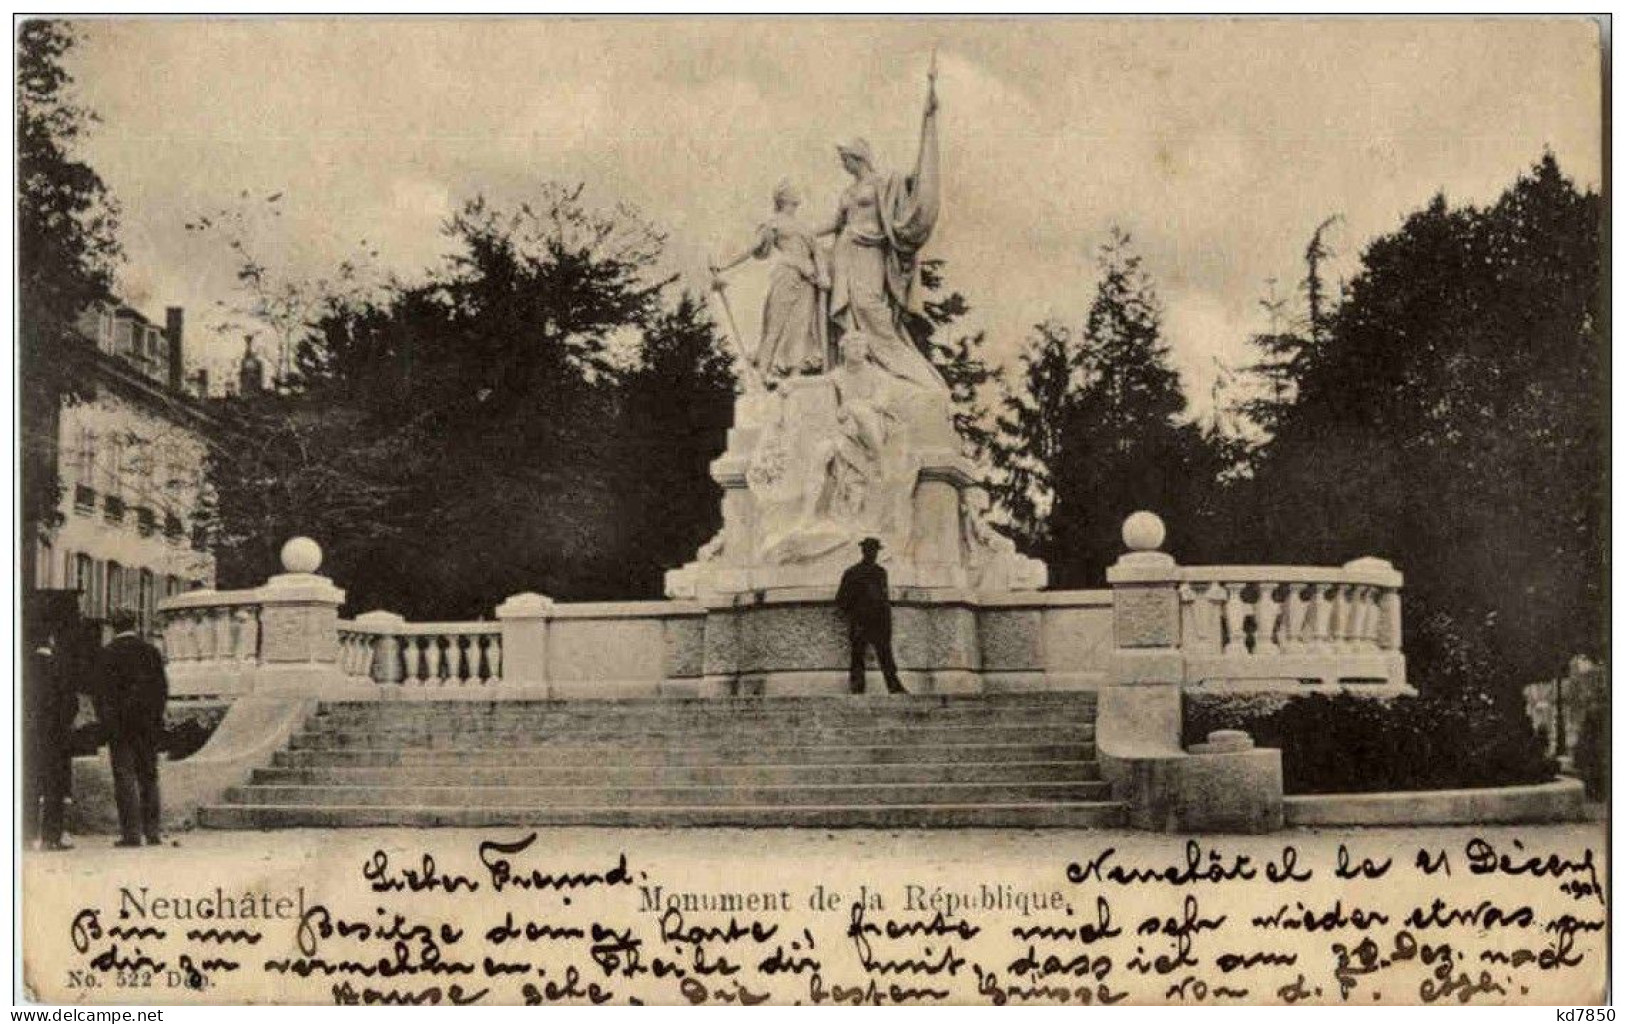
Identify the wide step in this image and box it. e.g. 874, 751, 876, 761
203, 693, 1122, 830
252, 760, 1100, 786
199, 801, 1128, 830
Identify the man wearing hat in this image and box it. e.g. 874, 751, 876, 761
96, 610, 169, 847
835, 537, 907, 695
23, 593, 83, 851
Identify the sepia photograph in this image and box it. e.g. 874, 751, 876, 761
13, 15, 1609, 1007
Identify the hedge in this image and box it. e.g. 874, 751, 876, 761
1184, 690, 1555, 795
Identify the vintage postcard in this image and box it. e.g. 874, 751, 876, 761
15, 16, 1608, 1007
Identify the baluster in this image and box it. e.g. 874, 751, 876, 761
400, 636, 416, 684
194, 610, 216, 661
177, 613, 198, 661
233, 608, 255, 661
1329, 584, 1353, 653
360, 635, 377, 679
1344, 588, 1369, 651
1375, 588, 1400, 650
163, 615, 186, 662
1362, 587, 1384, 649
1280, 583, 1308, 653
1184, 583, 1222, 654
1254, 582, 1281, 656
424, 635, 443, 685
1222, 583, 1248, 655
460, 635, 475, 684
1309, 583, 1334, 652
213, 609, 233, 662
400, 636, 418, 684
1341, 585, 1367, 651
1324, 584, 1345, 654
338, 633, 355, 675
489, 635, 502, 683
373, 633, 402, 684
451, 635, 466, 684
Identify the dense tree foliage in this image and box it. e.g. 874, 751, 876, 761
18, 20, 123, 583
990, 231, 1227, 585
204, 188, 735, 616
906, 258, 997, 458
1236, 155, 1604, 695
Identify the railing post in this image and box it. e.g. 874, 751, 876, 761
496, 592, 554, 692
1103, 512, 1282, 834
1099, 512, 1186, 828
254, 537, 346, 694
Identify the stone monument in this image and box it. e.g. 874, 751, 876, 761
667, 56, 1044, 602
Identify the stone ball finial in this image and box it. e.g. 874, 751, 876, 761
1122, 511, 1166, 552
280, 536, 323, 574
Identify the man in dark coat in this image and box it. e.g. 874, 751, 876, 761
23, 594, 82, 851
835, 537, 907, 695
96, 611, 169, 847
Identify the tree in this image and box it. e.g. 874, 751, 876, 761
988, 230, 1227, 580
606, 294, 737, 596
1237, 278, 1313, 439
1302, 214, 1342, 347
988, 320, 1081, 550
18, 20, 123, 587
905, 259, 997, 458
201, 187, 736, 615
201, 391, 418, 590
1246, 154, 1604, 696
1042, 230, 1227, 585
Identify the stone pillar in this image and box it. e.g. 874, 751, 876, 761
909, 454, 974, 590
254, 537, 346, 695
496, 592, 554, 693
1099, 512, 1187, 828
1099, 512, 1283, 833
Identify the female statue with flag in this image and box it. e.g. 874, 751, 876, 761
816, 55, 945, 395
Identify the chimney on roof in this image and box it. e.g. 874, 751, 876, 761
165, 307, 185, 392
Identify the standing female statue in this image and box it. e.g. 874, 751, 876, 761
711, 179, 829, 381
814, 64, 945, 394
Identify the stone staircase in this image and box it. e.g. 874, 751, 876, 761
198, 692, 1124, 829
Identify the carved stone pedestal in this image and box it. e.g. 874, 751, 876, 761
666, 373, 1044, 601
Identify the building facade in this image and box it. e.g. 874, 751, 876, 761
33, 302, 218, 634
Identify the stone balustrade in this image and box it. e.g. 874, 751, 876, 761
1176, 560, 1405, 690
159, 589, 263, 695
1106, 513, 1408, 695
339, 614, 503, 686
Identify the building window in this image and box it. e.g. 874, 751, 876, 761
75, 428, 97, 486
73, 484, 96, 512
74, 555, 94, 616
139, 569, 155, 634
36, 537, 53, 588
164, 511, 183, 541
135, 506, 156, 537
105, 435, 124, 497
105, 561, 122, 618
104, 493, 125, 523
191, 524, 209, 552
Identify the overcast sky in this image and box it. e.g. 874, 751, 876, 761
66, 17, 1602, 411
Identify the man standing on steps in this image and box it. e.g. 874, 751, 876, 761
836, 537, 907, 695
96, 610, 169, 847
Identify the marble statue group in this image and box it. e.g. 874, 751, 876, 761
668, 56, 1045, 599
